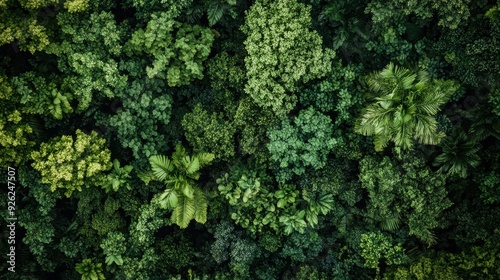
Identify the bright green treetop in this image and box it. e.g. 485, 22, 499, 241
31, 130, 112, 197
242, 0, 335, 117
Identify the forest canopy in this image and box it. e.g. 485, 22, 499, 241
1, 0, 500, 279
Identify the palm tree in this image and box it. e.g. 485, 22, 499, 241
434, 130, 481, 178
144, 145, 214, 228
355, 63, 456, 151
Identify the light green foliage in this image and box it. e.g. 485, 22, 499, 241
355, 63, 457, 151
125, 12, 214, 86
64, 0, 89, 12
267, 107, 339, 183
102, 159, 133, 193
182, 104, 236, 161
0, 74, 35, 166
131, 202, 171, 247
11, 72, 73, 119
100, 232, 126, 266
242, 0, 335, 116
145, 145, 214, 228
359, 154, 451, 245
46, 11, 127, 111
434, 130, 480, 178
31, 130, 112, 197
108, 78, 172, 161
280, 230, 323, 262
75, 259, 105, 280
360, 231, 408, 273
295, 265, 327, 280
0, 3, 50, 53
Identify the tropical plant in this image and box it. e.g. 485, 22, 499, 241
434, 130, 480, 178
102, 160, 133, 193
100, 232, 126, 266
355, 63, 457, 151
144, 144, 215, 228
75, 259, 105, 280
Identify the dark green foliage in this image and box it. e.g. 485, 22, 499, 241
107, 78, 172, 162
359, 153, 451, 245
434, 130, 480, 178
267, 107, 339, 183
182, 103, 236, 161
280, 230, 323, 262
46, 11, 127, 111
2, 0, 499, 279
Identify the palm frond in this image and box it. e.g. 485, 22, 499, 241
193, 188, 207, 224
197, 152, 215, 167
149, 155, 174, 181
434, 130, 481, 178
172, 144, 188, 168
172, 195, 196, 229
413, 114, 442, 145
380, 212, 401, 231
157, 188, 179, 210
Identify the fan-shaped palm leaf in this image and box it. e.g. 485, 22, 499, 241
149, 155, 173, 181
356, 63, 453, 151
434, 130, 480, 178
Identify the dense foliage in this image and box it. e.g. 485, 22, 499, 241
1, 0, 499, 279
